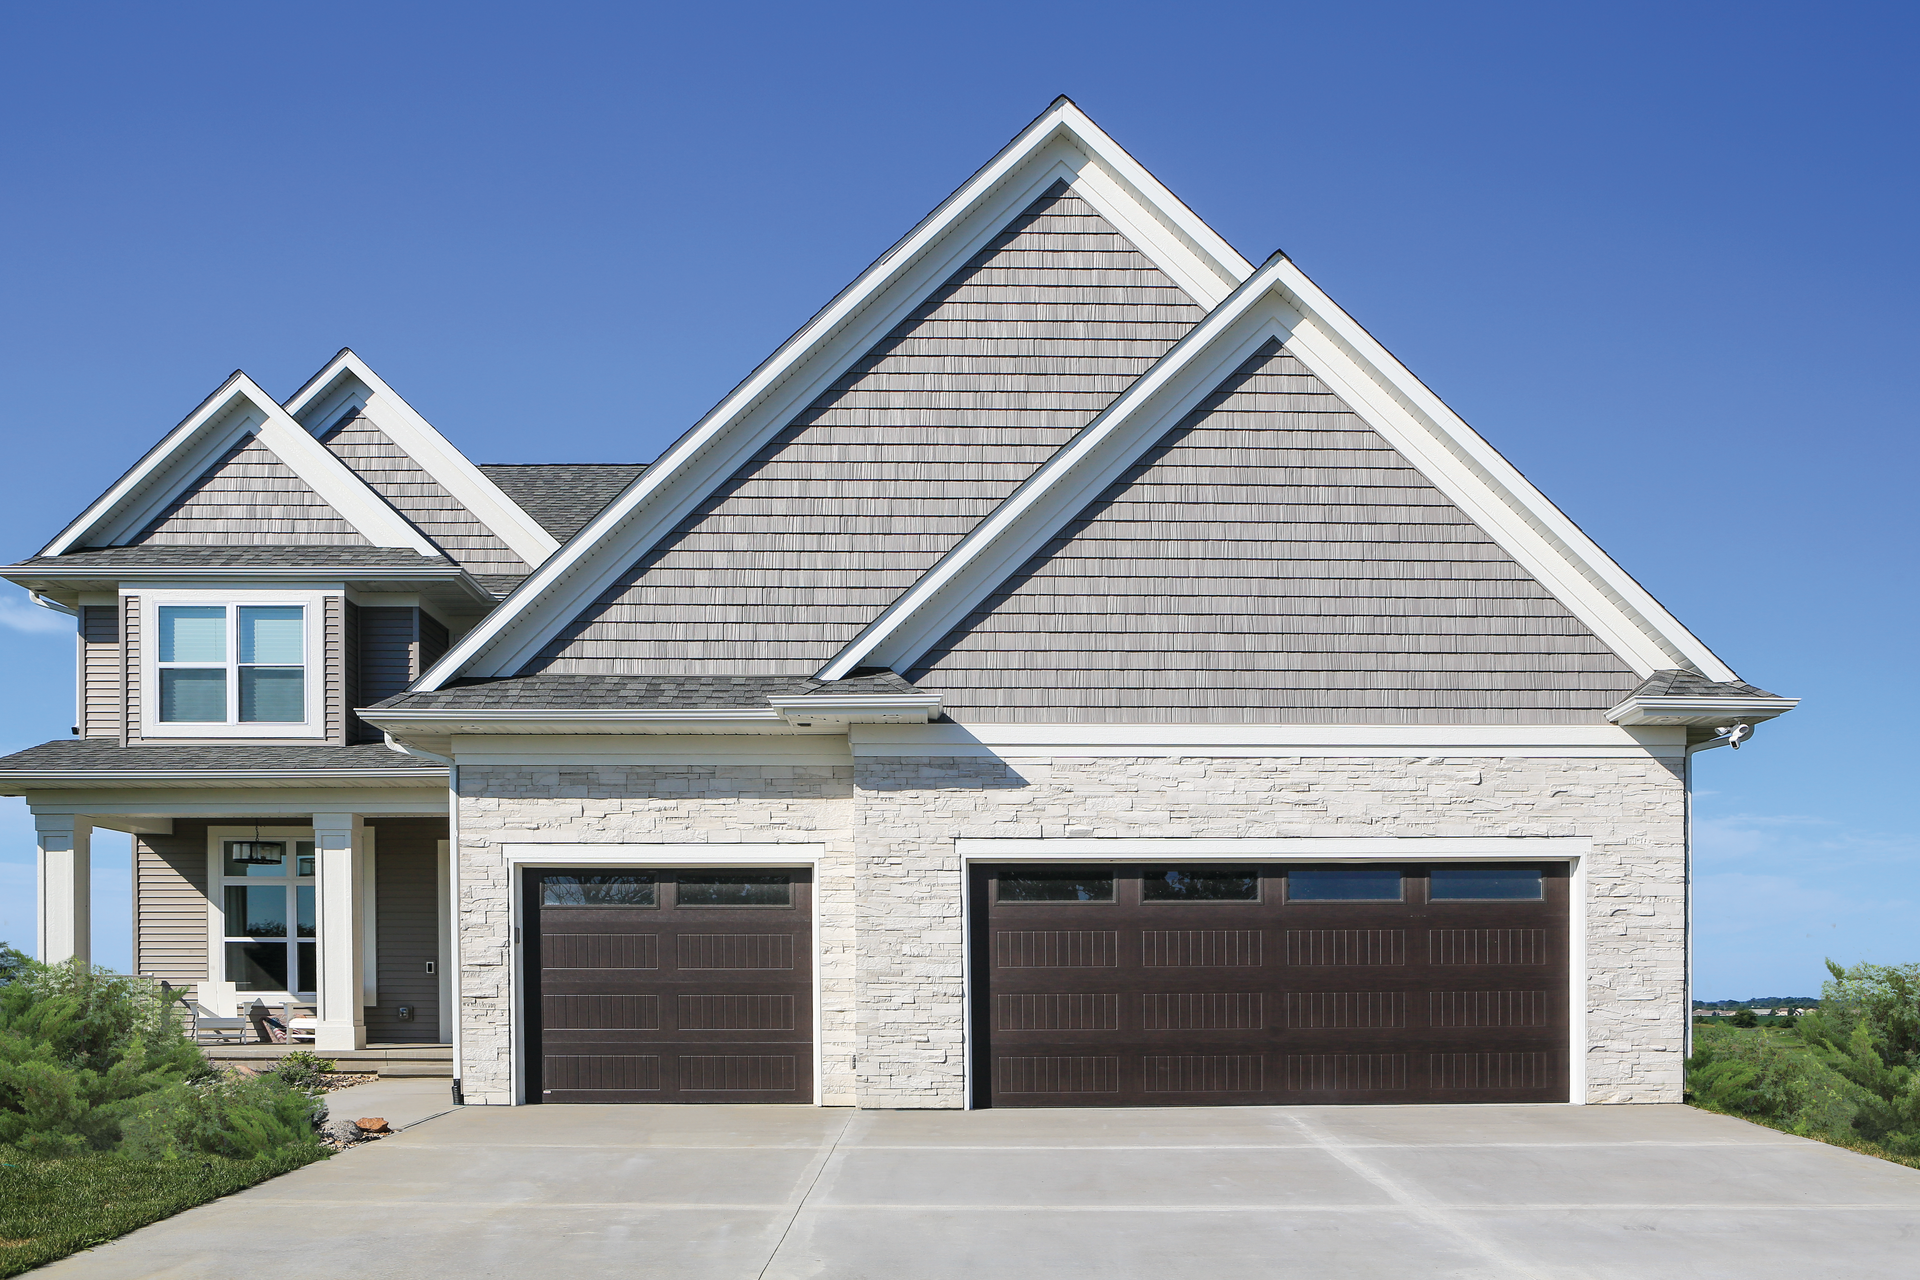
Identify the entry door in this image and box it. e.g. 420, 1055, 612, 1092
524, 868, 813, 1103
971, 863, 1568, 1107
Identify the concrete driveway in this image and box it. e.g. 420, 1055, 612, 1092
43, 1090, 1920, 1279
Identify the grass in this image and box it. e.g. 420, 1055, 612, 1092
0, 1147, 327, 1277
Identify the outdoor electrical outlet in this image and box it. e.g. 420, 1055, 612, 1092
397, 1005, 413, 1021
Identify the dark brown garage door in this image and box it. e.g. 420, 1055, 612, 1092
970, 863, 1567, 1107
524, 868, 812, 1103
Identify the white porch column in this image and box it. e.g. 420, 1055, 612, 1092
35, 815, 91, 965
312, 812, 367, 1051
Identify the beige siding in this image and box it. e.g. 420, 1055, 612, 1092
324, 594, 346, 744
131, 434, 369, 545
121, 594, 140, 744
80, 605, 120, 738
366, 819, 445, 1042
908, 340, 1639, 723
320, 413, 530, 574
525, 181, 1206, 675
135, 822, 210, 988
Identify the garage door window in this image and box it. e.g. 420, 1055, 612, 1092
1430, 867, 1543, 900
675, 872, 792, 907
997, 868, 1114, 902
1287, 867, 1402, 901
1142, 866, 1260, 901
543, 874, 656, 907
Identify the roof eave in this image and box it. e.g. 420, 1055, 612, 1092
0, 767, 449, 795
1604, 695, 1801, 728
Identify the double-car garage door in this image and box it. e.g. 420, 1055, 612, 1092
523, 862, 1567, 1107
971, 863, 1569, 1106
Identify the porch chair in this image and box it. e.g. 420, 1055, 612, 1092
183, 1001, 250, 1045
281, 1001, 318, 1043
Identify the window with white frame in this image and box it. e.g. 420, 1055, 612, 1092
219, 836, 316, 995
141, 594, 326, 737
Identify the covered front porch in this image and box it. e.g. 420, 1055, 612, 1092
29, 783, 451, 1054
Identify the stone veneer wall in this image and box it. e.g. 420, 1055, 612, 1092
456, 753, 1686, 1107
455, 763, 857, 1105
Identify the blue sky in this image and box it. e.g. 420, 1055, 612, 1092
0, 2, 1912, 998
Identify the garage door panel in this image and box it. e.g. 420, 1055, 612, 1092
975, 864, 1568, 1107
527, 868, 813, 1104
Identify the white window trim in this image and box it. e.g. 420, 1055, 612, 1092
139, 590, 329, 739
205, 825, 317, 1016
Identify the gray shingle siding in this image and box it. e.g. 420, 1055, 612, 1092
906, 340, 1641, 724
9, 546, 460, 570
522, 182, 1207, 677
319, 412, 531, 574
130, 434, 369, 546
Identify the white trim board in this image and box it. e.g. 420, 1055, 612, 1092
416, 98, 1256, 687
957, 837, 1591, 859
848, 723, 1689, 760
501, 844, 827, 864
44, 374, 437, 556
819, 252, 1735, 685
282, 350, 560, 568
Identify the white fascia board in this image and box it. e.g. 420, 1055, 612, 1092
847, 721, 1689, 760
824, 256, 1736, 684
415, 100, 1254, 690
48, 375, 438, 555
283, 351, 561, 566
767, 694, 942, 726
0, 770, 446, 795
1606, 695, 1799, 727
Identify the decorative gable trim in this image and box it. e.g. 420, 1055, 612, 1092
818, 253, 1738, 684
44, 373, 439, 557
414, 97, 1255, 689
283, 350, 560, 567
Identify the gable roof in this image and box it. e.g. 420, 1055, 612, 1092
42, 372, 438, 557
518, 179, 1210, 677
283, 350, 560, 568
820, 252, 1740, 685
415, 97, 1254, 688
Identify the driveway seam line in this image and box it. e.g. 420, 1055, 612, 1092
755, 1108, 855, 1280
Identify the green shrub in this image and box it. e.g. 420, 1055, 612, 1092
0, 956, 321, 1160
272, 1050, 336, 1090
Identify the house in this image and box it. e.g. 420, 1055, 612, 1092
3, 99, 1796, 1108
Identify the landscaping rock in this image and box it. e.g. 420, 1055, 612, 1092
322, 1118, 363, 1145
354, 1117, 391, 1133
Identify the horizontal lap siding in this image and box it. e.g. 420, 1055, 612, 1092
366, 819, 444, 1043
525, 182, 1205, 675
135, 822, 210, 989
320, 414, 530, 574
908, 341, 1639, 722
81, 606, 120, 738
131, 435, 368, 545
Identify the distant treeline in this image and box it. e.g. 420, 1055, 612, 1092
1694, 998, 1821, 1010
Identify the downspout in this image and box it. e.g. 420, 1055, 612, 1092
447, 760, 463, 1104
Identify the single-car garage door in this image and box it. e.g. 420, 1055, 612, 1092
524, 868, 812, 1103
970, 863, 1567, 1107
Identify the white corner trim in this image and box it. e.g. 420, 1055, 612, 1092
282, 351, 561, 567
821, 253, 1736, 684
46, 374, 439, 556
956, 836, 1591, 859
414, 100, 1255, 690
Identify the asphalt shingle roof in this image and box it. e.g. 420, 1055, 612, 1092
1625, 670, 1783, 700
7, 546, 460, 571
478, 464, 649, 543
0, 740, 445, 774
369, 671, 921, 712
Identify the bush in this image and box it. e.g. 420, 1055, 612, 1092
1688, 959, 1920, 1166
0, 955, 322, 1160
272, 1050, 337, 1090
